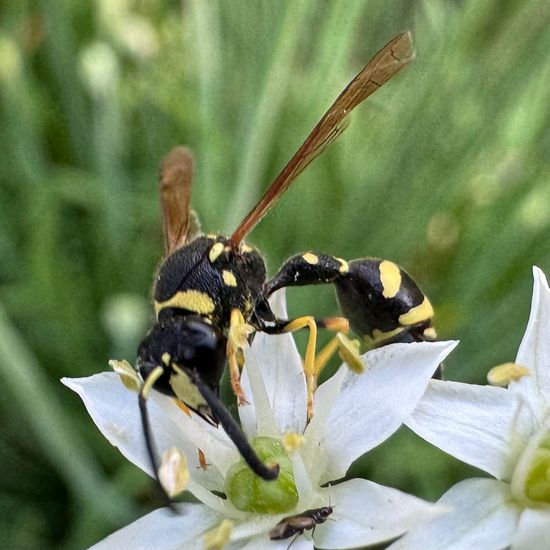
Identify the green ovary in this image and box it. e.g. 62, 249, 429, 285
524, 434, 550, 504
225, 437, 298, 514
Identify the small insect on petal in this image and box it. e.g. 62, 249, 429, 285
109, 359, 142, 392
158, 447, 189, 498
282, 432, 305, 453
204, 519, 234, 550
487, 362, 531, 387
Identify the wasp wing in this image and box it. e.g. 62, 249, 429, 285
159, 146, 196, 255
230, 31, 414, 245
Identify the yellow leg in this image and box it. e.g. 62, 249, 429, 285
227, 309, 254, 406
314, 333, 364, 378
227, 341, 249, 405
283, 316, 318, 420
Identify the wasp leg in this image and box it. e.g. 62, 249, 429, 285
313, 333, 364, 378
138, 366, 177, 511
227, 309, 254, 405
264, 252, 348, 297
259, 315, 349, 420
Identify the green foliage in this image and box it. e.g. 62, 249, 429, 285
1, 0, 549, 547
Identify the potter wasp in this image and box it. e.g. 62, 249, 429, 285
135, 32, 424, 503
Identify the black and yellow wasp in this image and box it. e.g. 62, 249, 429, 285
134, 31, 435, 500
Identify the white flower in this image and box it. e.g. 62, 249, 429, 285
62, 291, 456, 550
390, 267, 550, 550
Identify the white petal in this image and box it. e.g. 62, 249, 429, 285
387, 479, 521, 550
89, 503, 221, 550
239, 290, 307, 436
314, 478, 445, 549
309, 341, 457, 484
61, 374, 236, 494
239, 344, 279, 438
511, 266, 550, 418
231, 535, 313, 550
512, 508, 550, 550
406, 379, 532, 480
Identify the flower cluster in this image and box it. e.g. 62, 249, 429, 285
63, 291, 454, 549
389, 267, 550, 550
63, 268, 550, 550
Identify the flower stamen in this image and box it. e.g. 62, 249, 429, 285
158, 447, 189, 498
109, 359, 141, 392
203, 519, 233, 550
487, 362, 531, 387
282, 432, 305, 453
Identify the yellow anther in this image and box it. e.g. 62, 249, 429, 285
158, 447, 189, 498
337, 333, 364, 374
204, 519, 234, 550
487, 362, 531, 387
282, 432, 305, 453
109, 359, 141, 392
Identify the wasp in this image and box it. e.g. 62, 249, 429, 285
269, 506, 333, 545
135, 32, 416, 501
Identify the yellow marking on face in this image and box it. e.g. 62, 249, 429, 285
206, 233, 219, 239
241, 243, 253, 253
398, 296, 434, 326
379, 260, 402, 299
170, 366, 209, 411
222, 270, 237, 287
209, 242, 224, 263
423, 327, 437, 340
155, 290, 215, 316
302, 252, 319, 265
370, 326, 405, 344
161, 352, 171, 366
336, 257, 349, 273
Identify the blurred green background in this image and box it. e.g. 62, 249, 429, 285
1, 0, 550, 548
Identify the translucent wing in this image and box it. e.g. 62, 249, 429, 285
230, 31, 414, 246
159, 146, 196, 255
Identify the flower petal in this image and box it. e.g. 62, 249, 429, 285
406, 379, 531, 480
239, 290, 307, 436
89, 503, 221, 550
314, 478, 445, 549
308, 341, 457, 484
231, 536, 313, 550
239, 344, 279, 438
62, 374, 237, 493
511, 508, 550, 550
386, 479, 521, 550
511, 266, 550, 419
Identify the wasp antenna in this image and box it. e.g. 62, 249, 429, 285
138, 382, 178, 512
189, 371, 280, 481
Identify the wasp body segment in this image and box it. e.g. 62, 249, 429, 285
265, 254, 435, 347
